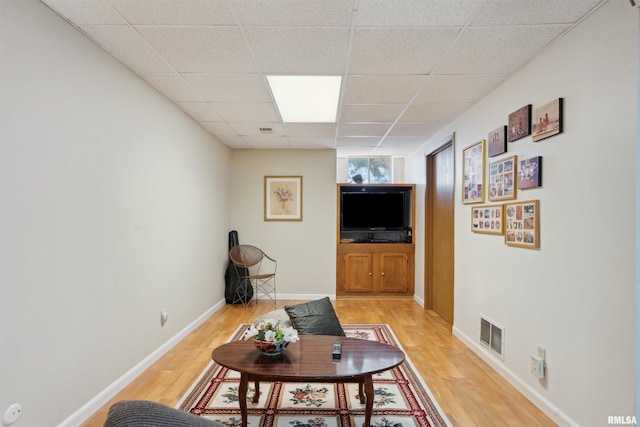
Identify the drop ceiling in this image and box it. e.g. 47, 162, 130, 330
40, 0, 605, 156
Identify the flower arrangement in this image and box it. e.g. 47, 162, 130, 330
243, 320, 299, 356
243, 321, 299, 343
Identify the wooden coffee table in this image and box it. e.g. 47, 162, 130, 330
211, 335, 405, 427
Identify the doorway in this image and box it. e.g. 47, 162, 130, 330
425, 134, 455, 326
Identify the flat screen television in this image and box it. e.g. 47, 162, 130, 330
340, 188, 410, 231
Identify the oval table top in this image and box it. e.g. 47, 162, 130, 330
211, 334, 405, 382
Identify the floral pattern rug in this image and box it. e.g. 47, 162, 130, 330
178, 324, 451, 427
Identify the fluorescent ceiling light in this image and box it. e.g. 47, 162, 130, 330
267, 75, 342, 123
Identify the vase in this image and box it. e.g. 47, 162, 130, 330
254, 339, 289, 356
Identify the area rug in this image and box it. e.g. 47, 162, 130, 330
178, 324, 451, 427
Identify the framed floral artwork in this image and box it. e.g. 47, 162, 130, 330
264, 176, 302, 221
488, 155, 517, 201
462, 140, 485, 204
504, 199, 539, 249
507, 105, 532, 142
471, 204, 504, 235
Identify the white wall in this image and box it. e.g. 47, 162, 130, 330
406, 1, 637, 425
1, 1, 231, 425
231, 150, 337, 297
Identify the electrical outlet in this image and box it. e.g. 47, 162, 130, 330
530, 355, 544, 378
3, 403, 22, 426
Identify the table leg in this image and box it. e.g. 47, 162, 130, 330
363, 375, 374, 427
239, 372, 249, 427
253, 381, 260, 403
358, 380, 365, 404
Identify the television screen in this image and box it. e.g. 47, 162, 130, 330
341, 191, 406, 231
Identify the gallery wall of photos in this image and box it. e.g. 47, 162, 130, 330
463, 98, 563, 249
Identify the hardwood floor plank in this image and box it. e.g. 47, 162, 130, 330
79, 299, 556, 426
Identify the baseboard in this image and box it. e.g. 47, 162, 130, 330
452, 326, 579, 427
59, 298, 227, 427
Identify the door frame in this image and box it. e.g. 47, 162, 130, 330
424, 133, 456, 313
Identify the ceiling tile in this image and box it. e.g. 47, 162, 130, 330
81, 25, 173, 72
349, 28, 459, 74
335, 137, 381, 147
215, 134, 248, 147
415, 75, 507, 103
470, 0, 603, 25
434, 25, 570, 75
201, 121, 238, 136
343, 75, 427, 104
234, 0, 353, 26
141, 73, 202, 101
210, 103, 280, 122
245, 27, 350, 74
356, 0, 480, 27
136, 26, 258, 73
282, 123, 337, 137
242, 136, 292, 148
288, 137, 336, 148
338, 123, 392, 137
228, 122, 286, 136
176, 102, 223, 121
42, 0, 126, 24
109, 0, 235, 25
182, 74, 272, 103
340, 104, 404, 123
400, 103, 472, 123
388, 123, 445, 137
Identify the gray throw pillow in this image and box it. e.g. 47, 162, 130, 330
284, 297, 345, 336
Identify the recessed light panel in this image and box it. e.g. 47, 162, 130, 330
267, 75, 342, 123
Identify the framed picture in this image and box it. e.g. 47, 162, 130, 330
532, 98, 563, 142
489, 155, 517, 201
471, 204, 504, 235
504, 200, 539, 249
488, 126, 507, 157
518, 156, 542, 189
462, 140, 485, 204
507, 105, 532, 142
264, 176, 303, 221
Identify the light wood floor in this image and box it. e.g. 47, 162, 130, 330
80, 299, 556, 426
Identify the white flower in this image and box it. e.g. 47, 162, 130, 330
243, 325, 259, 341
282, 326, 299, 343
263, 329, 276, 342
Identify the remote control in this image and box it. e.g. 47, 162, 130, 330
332, 342, 342, 359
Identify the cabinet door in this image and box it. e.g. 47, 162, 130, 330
344, 253, 374, 292
378, 253, 408, 293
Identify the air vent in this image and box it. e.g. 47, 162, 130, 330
480, 315, 504, 359
259, 127, 273, 133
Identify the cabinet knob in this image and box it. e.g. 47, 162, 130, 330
368, 272, 372, 276
381, 272, 385, 276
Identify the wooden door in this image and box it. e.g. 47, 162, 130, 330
378, 253, 408, 293
344, 253, 374, 292
425, 136, 455, 325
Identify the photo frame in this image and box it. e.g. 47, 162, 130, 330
532, 98, 563, 142
264, 176, 303, 221
504, 199, 539, 249
507, 105, 532, 142
518, 156, 542, 189
471, 204, 504, 235
462, 140, 485, 204
488, 126, 507, 157
489, 155, 517, 201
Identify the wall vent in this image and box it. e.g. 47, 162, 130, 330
480, 315, 505, 359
